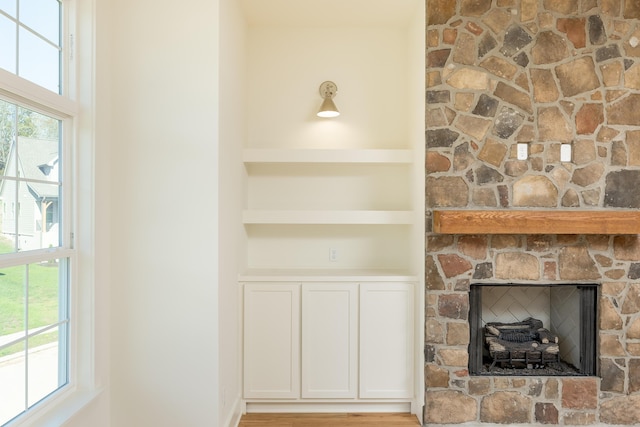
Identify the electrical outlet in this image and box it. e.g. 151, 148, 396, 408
560, 144, 572, 162
516, 143, 528, 160
329, 248, 338, 262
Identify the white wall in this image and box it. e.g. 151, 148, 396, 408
106, 0, 223, 425
218, 0, 247, 425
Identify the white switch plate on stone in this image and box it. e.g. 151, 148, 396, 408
516, 143, 528, 160
560, 144, 572, 162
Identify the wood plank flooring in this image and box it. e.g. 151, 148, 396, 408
238, 413, 421, 426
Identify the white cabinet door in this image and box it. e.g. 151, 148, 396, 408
244, 283, 300, 398
359, 283, 414, 398
301, 284, 358, 398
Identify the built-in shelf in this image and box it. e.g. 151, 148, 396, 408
243, 149, 413, 164
239, 268, 418, 282
432, 210, 640, 235
243, 209, 414, 224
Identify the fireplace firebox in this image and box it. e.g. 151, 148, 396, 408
469, 283, 598, 376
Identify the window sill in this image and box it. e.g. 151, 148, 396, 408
6, 386, 104, 427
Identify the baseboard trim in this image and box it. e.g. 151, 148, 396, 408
245, 401, 411, 413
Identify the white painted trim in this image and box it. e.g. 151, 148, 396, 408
4, 387, 103, 427
245, 401, 412, 414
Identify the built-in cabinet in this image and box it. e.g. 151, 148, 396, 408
239, 0, 424, 418
243, 282, 414, 401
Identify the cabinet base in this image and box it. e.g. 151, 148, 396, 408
244, 401, 412, 414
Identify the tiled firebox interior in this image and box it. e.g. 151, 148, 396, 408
425, 1, 640, 424
469, 283, 598, 376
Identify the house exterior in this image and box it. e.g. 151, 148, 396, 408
0, 137, 59, 251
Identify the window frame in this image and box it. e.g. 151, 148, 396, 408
0, 0, 101, 425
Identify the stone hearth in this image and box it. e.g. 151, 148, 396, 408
426, 0, 640, 425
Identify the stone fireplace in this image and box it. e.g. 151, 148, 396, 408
468, 283, 598, 377
425, 0, 640, 425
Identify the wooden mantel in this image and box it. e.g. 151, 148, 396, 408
432, 210, 640, 235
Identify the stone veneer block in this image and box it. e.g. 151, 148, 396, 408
513, 175, 558, 207
605, 170, 640, 207
531, 68, 560, 102
455, 115, 492, 141
558, 246, 600, 280
521, 0, 537, 21
460, 0, 491, 16
607, 94, 640, 125
538, 106, 572, 142
426, 129, 459, 148
600, 395, 640, 424
576, 103, 604, 134
493, 108, 524, 139
613, 234, 640, 260
571, 163, 605, 187
427, 176, 468, 207
622, 283, 640, 314
532, 31, 570, 64
495, 252, 539, 280
600, 358, 625, 392
557, 17, 586, 48
600, 334, 625, 356
588, 15, 607, 45
472, 94, 499, 117
544, 0, 578, 14
600, 297, 623, 330
426, 152, 451, 173
624, 0, 640, 18
478, 138, 507, 167
629, 359, 640, 392
437, 254, 472, 278
562, 378, 598, 409
535, 402, 559, 424
446, 322, 469, 345
555, 57, 600, 97
627, 131, 640, 163
437, 292, 469, 319
427, 0, 456, 25
480, 56, 517, 80
481, 391, 532, 423
426, 391, 477, 424
494, 82, 533, 114
628, 317, 640, 339
453, 32, 476, 65
458, 235, 488, 260
425, 364, 449, 388
500, 25, 533, 57
447, 68, 489, 90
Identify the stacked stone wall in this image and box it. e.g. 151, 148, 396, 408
426, 0, 640, 425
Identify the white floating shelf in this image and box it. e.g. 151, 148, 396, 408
243, 149, 413, 164
242, 210, 414, 224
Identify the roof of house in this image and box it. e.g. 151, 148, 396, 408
4, 137, 60, 199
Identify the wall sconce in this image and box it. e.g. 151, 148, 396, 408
317, 81, 340, 118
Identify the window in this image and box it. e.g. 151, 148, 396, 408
0, 1, 76, 426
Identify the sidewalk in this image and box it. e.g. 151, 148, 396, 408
0, 332, 61, 425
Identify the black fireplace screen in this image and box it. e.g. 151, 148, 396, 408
469, 284, 597, 376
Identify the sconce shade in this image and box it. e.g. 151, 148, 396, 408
318, 97, 340, 118
317, 81, 340, 118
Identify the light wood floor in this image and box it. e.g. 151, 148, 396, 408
238, 413, 421, 426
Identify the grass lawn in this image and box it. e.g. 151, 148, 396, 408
0, 238, 62, 355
